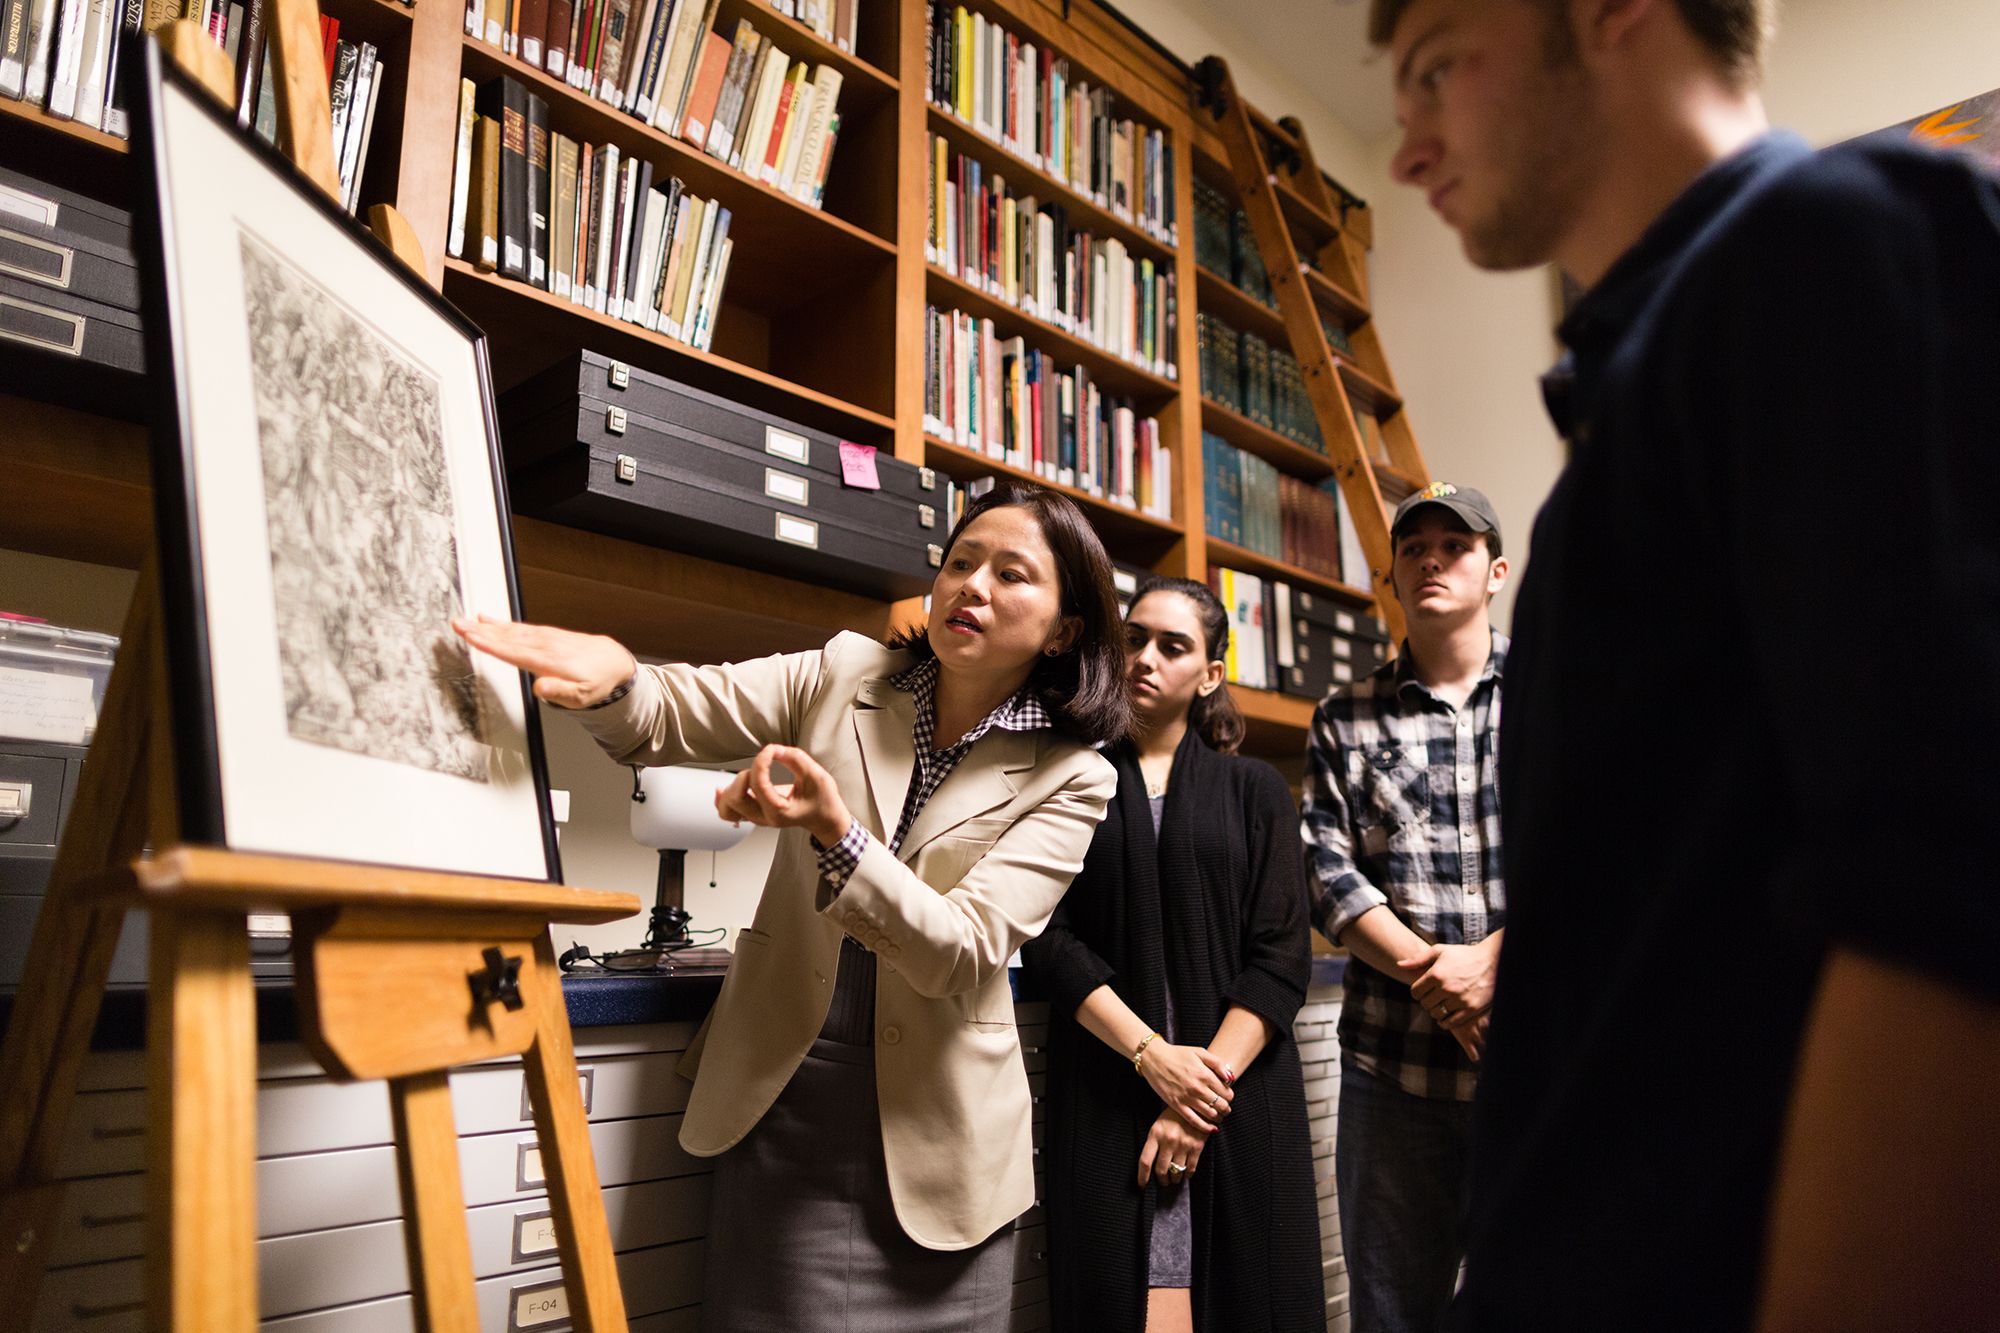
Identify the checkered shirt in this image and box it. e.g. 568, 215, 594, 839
815, 655, 1051, 890
1301, 632, 1508, 1101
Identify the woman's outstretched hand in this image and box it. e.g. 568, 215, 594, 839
451, 615, 638, 710
716, 744, 855, 848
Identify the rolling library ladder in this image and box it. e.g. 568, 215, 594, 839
1196, 56, 1433, 643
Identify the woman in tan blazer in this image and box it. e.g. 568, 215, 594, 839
456, 484, 1128, 1330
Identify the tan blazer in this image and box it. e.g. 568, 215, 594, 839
574, 631, 1116, 1249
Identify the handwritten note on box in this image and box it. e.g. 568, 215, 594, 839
0, 666, 94, 745
838, 441, 881, 490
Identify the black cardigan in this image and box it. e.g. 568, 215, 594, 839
1022, 729, 1324, 1332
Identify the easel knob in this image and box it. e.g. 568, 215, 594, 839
469, 946, 526, 1013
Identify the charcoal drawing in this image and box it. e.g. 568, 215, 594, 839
239, 228, 490, 781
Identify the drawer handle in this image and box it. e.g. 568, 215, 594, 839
0, 293, 84, 356
71, 1299, 144, 1320
90, 1123, 144, 1141
0, 226, 73, 289
79, 1211, 144, 1229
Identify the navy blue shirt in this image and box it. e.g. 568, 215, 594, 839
1457, 132, 2000, 1331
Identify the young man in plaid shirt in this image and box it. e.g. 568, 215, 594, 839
1300, 482, 1509, 1333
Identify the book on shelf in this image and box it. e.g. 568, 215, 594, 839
926, 133, 1178, 380
1200, 431, 1347, 579
463, 0, 846, 212
923, 302, 1171, 520
925, 0, 1176, 246
448, 78, 477, 260
4, 0, 383, 210
450, 108, 737, 352
468, 110, 502, 270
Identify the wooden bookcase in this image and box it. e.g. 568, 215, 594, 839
0, 0, 1394, 765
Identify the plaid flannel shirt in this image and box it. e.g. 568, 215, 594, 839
1301, 632, 1507, 1101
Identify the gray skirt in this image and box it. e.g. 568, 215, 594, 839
700, 1036, 1016, 1331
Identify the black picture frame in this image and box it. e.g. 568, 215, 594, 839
128, 40, 562, 883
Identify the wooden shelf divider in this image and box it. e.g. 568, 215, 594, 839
1205, 536, 1372, 605
1199, 397, 1337, 482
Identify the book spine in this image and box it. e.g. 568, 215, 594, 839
326, 41, 358, 177
470, 113, 501, 271
676, 29, 726, 144
542, 0, 570, 75
0, 0, 29, 99
516, 0, 546, 67
591, 0, 629, 104
550, 134, 576, 297
604, 154, 634, 319
693, 232, 730, 350
347, 59, 385, 214
620, 156, 652, 314
592, 142, 618, 312
653, 189, 689, 327
622, 0, 668, 117
338, 43, 377, 210
759, 68, 800, 185
525, 92, 550, 288
702, 24, 753, 157
475, 76, 530, 281
448, 78, 476, 259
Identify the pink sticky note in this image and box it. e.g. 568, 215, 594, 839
838, 441, 881, 490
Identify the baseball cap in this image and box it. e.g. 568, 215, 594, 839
1391, 481, 1501, 545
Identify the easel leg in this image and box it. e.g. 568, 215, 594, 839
389, 1069, 479, 1333
146, 908, 257, 1332
520, 934, 628, 1333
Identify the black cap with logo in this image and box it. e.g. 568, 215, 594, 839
1390, 482, 1502, 545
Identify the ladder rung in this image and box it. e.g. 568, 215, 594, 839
1303, 266, 1369, 327
1272, 175, 1340, 243
1337, 361, 1401, 415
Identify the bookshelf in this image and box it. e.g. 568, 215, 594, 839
0, 0, 1404, 763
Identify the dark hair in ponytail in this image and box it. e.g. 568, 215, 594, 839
1131, 576, 1245, 756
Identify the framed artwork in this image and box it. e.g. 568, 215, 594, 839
130, 44, 561, 882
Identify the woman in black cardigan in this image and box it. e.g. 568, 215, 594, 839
1023, 577, 1324, 1332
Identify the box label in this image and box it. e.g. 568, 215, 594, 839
0, 665, 93, 744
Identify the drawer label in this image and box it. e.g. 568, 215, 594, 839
516, 1140, 545, 1190
509, 1277, 569, 1331
764, 468, 809, 507
774, 513, 819, 550
763, 426, 809, 464
513, 1208, 558, 1261
519, 1067, 594, 1122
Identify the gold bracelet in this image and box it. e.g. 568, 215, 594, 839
1132, 1031, 1163, 1074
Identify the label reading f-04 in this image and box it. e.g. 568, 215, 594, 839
510, 1277, 570, 1331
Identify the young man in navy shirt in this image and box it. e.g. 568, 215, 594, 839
1369, 0, 2000, 1329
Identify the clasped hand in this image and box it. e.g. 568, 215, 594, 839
1139, 1041, 1234, 1133
1398, 940, 1498, 1059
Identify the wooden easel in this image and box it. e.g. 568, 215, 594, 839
0, 13, 641, 1330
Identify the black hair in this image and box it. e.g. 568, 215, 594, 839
886, 483, 1131, 746
1129, 576, 1245, 756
